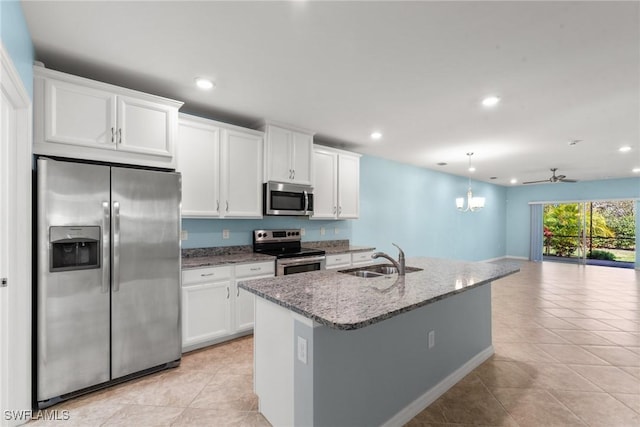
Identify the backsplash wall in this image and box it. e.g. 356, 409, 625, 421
181, 217, 352, 248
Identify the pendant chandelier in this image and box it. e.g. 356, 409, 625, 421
456, 152, 485, 212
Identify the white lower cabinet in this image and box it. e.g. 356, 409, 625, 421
351, 250, 375, 266
182, 266, 232, 350
182, 261, 274, 352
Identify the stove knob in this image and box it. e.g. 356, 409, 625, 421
295, 231, 299, 236
287, 232, 291, 236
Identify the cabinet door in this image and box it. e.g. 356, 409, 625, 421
265, 125, 292, 182
177, 120, 220, 217
338, 154, 360, 218
182, 281, 231, 348
117, 95, 175, 157
221, 129, 263, 218
311, 150, 337, 219
291, 131, 313, 185
234, 284, 255, 333
44, 79, 117, 149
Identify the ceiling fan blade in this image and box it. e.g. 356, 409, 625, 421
522, 179, 551, 184
559, 178, 577, 183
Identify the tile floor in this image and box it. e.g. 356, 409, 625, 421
31, 261, 638, 426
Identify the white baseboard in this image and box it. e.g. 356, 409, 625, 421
381, 345, 495, 427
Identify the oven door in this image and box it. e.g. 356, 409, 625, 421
277, 255, 326, 276
264, 181, 314, 216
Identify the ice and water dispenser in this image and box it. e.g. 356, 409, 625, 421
49, 226, 100, 272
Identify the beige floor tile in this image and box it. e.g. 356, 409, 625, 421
570, 309, 625, 320
621, 366, 640, 380
563, 317, 624, 332
490, 387, 585, 427
552, 329, 616, 346
534, 344, 608, 365
508, 328, 568, 344
542, 308, 585, 318
581, 345, 640, 367
170, 407, 248, 426
591, 330, 640, 346
28, 400, 126, 427
533, 316, 583, 330
431, 375, 517, 426
474, 359, 534, 389
493, 342, 559, 363
516, 362, 602, 392
599, 319, 640, 332
550, 390, 640, 427
612, 393, 640, 414
568, 364, 640, 394
102, 404, 184, 426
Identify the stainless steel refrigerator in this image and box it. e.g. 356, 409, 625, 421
36, 157, 181, 408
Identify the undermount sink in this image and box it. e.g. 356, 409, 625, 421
338, 264, 423, 278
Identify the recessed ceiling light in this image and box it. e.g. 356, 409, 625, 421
619, 146, 632, 152
468, 166, 476, 172
436, 162, 447, 166
195, 77, 215, 90
510, 178, 518, 184
481, 96, 500, 107
633, 167, 640, 173
370, 131, 382, 140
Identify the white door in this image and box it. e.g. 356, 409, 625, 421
221, 129, 263, 218
0, 85, 12, 426
117, 95, 174, 157
1, 46, 31, 426
312, 150, 337, 219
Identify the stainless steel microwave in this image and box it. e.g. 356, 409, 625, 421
263, 181, 314, 216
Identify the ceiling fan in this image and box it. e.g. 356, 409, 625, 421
522, 168, 578, 184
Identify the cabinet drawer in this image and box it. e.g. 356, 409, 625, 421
351, 251, 374, 265
235, 261, 275, 278
325, 253, 351, 269
182, 266, 232, 285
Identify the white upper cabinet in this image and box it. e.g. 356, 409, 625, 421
177, 119, 221, 217
312, 146, 361, 220
221, 128, 263, 217
34, 65, 182, 169
177, 114, 263, 219
262, 122, 314, 185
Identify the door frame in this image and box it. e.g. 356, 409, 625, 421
1, 43, 33, 425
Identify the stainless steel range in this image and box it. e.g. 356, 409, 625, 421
253, 229, 326, 275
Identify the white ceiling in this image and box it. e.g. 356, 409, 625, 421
21, 1, 640, 186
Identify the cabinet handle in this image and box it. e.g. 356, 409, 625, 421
237, 287, 240, 297
111, 127, 115, 143
118, 128, 122, 144
288, 169, 293, 179
333, 206, 337, 214
216, 200, 219, 211
226, 201, 229, 212
292, 169, 295, 179
226, 287, 230, 299
338, 206, 342, 215
1, 278, 7, 288
250, 267, 261, 271
200, 273, 215, 277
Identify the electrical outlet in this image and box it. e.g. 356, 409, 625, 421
222, 229, 230, 239
428, 330, 435, 349
300, 228, 305, 236
297, 336, 307, 364
180, 230, 188, 240
320, 227, 325, 236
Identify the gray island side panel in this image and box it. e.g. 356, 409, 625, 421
292, 284, 492, 427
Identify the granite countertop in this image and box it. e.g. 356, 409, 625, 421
182, 246, 274, 269
238, 257, 520, 330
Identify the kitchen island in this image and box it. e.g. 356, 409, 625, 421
238, 257, 519, 427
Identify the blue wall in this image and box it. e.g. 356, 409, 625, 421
0, 0, 34, 97
352, 156, 507, 261
505, 178, 640, 261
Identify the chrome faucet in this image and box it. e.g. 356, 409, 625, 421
372, 243, 406, 276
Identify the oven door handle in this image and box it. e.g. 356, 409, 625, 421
278, 255, 326, 267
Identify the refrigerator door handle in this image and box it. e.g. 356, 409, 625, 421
101, 201, 110, 293
113, 201, 121, 292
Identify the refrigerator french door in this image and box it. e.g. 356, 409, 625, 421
36, 158, 181, 407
